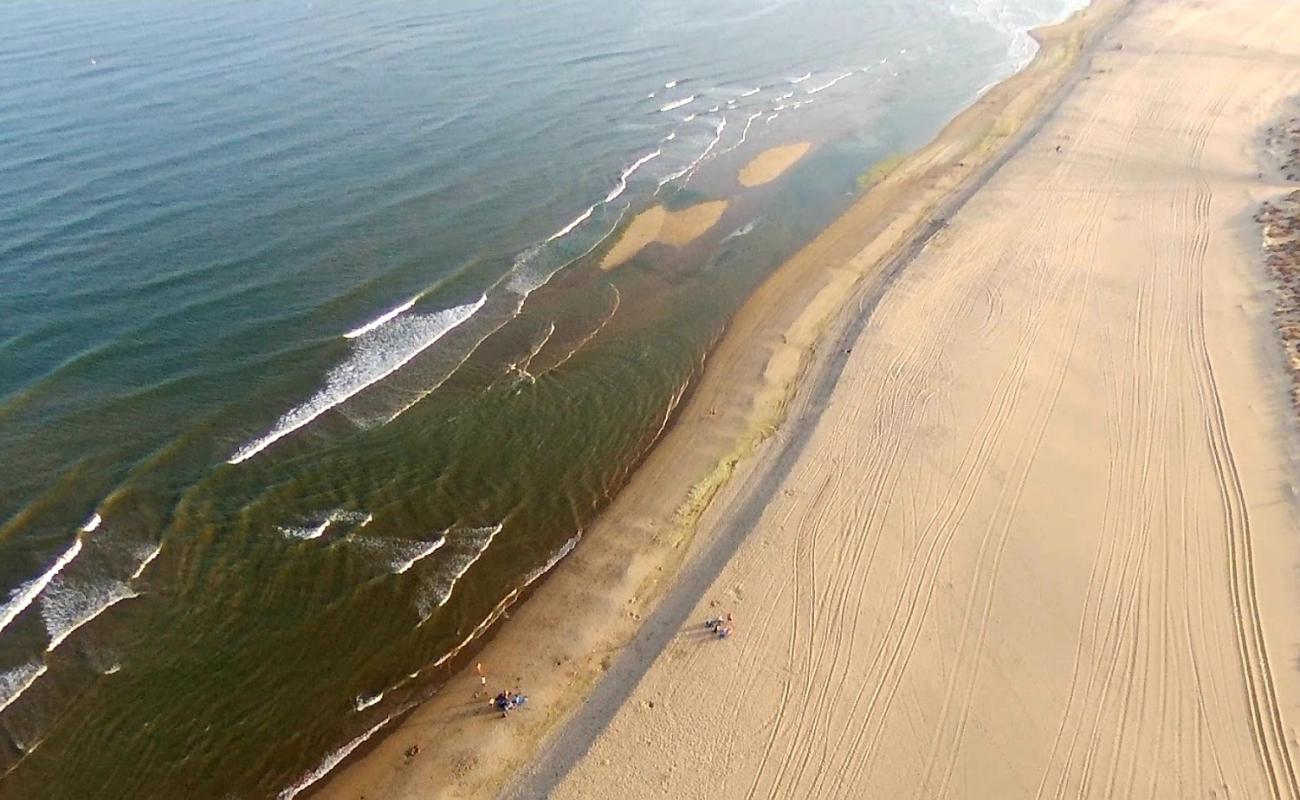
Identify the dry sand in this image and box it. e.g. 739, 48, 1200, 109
527, 1, 1300, 798
600, 201, 729, 270
737, 142, 812, 187
314, 1, 1300, 798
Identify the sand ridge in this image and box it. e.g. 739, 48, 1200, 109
737, 141, 812, 187
600, 201, 729, 270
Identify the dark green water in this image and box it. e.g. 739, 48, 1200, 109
0, 0, 1084, 796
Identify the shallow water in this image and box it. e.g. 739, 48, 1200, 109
0, 0, 1083, 795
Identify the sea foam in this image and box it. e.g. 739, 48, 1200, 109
41, 575, 139, 653
0, 538, 83, 637
658, 95, 695, 112
129, 543, 162, 581
0, 662, 47, 713
416, 524, 503, 621
604, 149, 661, 203
228, 295, 487, 464
343, 295, 420, 339
806, 71, 853, 94
276, 704, 415, 800
391, 536, 446, 575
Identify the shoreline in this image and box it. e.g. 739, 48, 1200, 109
314, 2, 1132, 797
529, 0, 1300, 797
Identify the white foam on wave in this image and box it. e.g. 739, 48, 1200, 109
779, 91, 794, 101
740, 87, 760, 97
354, 692, 383, 712
429, 531, 583, 671
789, 72, 812, 84
720, 111, 763, 155
547, 205, 596, 242
228, 295, 487, 464
392, 536, 446, 575
665, 79, 678, 89
343, 295, 420, 339
658, 95, 695, 113
663, 132, 677, 142
280, 510, 372, 541
806, 71, 853, 95
603, 149, 661, 203
683, 113, 696, 123
129, 543, 162, 581
80, 514, 102, 533
277, 702, 415, 800
0, 662, 47, 714
657, 116, 727, 190
41, 575, 139, 653
0, 538, 83, 638
417, 524, 504, 622
708, 105, 720, 113
280, 520, 330, 540
765, 112, 780, 124
647, 91, 655, 99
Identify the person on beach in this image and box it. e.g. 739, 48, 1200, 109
494, 690, 511, 717
705, 612, 734, 638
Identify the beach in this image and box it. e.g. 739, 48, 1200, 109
309, 0, 1197, 797
526, 1, 1300, 797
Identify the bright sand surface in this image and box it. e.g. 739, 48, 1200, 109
317, 1, 1300, 797
532, 1, 1300, 798
600, 201, 729, 270
737, 142, 812, 187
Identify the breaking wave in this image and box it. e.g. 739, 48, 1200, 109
41, 575, 139, 653
129, 543, 162, 581
416, 524, 504, 621
0, 662, 47, 713
343, 295, 420, 339
806, 71, 853, 94
354, 692, 383, 712
228, 295, 487, 464
391, 537, 446, 575
658, 95, 695, 112
276, 702, 416, 800
0, 538, 83, 637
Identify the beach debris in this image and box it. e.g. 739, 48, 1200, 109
404, 744, 420, 759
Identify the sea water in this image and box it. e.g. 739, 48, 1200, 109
0, 0, 1084, 795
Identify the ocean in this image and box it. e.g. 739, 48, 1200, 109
0, 0, 1084, 796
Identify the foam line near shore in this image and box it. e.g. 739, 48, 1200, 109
0, 662, 47, 713
343, 295, 420, 339
0, 538, 84, 637
228, 294, 487, 464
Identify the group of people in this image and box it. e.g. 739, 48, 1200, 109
704, 612, 734, 639
493, 689, 528, 717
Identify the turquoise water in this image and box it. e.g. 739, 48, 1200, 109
0, 0, 1083, 796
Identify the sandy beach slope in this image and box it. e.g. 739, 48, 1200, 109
314, 2, 1141, 798
515, 2, 1300, 798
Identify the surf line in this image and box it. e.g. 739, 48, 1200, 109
0, 538, 84, 637
227, 294, 487, 464
604, 149, 662, 203
343, 295, 421, 339
658, 95, 695, 113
